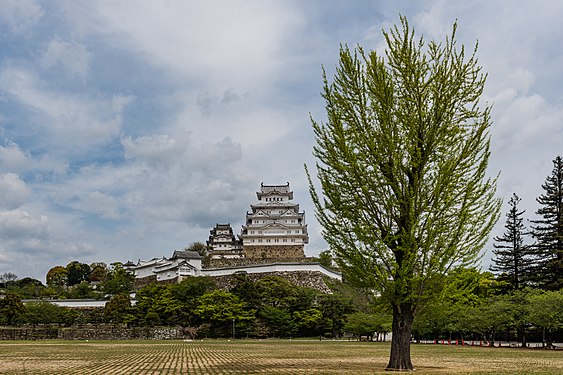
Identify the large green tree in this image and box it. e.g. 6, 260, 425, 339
490, 193, 532, 291
307, 17, 500, 370
530, 156, 563, 290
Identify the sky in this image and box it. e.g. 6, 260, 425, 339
1, 0, 562, 282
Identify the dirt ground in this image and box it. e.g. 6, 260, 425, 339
0, 340, 561, 374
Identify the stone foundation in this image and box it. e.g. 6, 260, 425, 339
0, 326, 185, 340
243, 245, 305, 259
212, 270, 334, 294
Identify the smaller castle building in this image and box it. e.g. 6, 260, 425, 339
207, 223, 243, 259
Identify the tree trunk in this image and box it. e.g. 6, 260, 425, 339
386, 303, 414, 371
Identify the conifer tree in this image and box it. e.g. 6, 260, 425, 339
490, 193, 531, 291
530, 156, 563, 290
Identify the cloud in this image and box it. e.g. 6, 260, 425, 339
0, 143, 29, 172
59, 1, 305, 91
0, 0, 44, 34
0, 208, 49, 240
0, 66, 133, 155
0, 173, 31, 209
40, 39, 90, 79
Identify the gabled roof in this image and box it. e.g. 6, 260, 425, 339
170, 250, 203, 260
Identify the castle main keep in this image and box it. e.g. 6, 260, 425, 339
207, 182, 309, 260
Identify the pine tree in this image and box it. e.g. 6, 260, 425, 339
490, 193, 531, 291
530, 156, 563, 291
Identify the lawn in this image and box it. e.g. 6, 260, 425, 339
0, 340, 560, 374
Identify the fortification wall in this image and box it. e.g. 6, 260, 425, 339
0, 326, 185, 340
212, 270, 334, 294
243, 245, 305, 259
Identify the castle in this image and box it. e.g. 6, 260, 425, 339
126, 183, 341, 291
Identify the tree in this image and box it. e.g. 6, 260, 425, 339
318, 293, 354, 338
526, 289, 563, 348
490, 194, 532, 291
104, 293, 135, 325
306, 17, 500, 370
530, 156, 563, 290
66, 261, 91, 286
0, 292, 25, 325
22, 301, 70, 326
0, 272, 18, 287
89, 262, 108, 283
46, 266, 68, 289
317, 250, 335, 269
195, 290, 254, 337
102, 262, 134, 295
345, 312, 390, 341
187, 241, 209, 257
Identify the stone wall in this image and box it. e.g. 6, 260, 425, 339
243, 245, 305, 259
205, 257, 317, 269
58, 326, 184, 340
0, 326, 185, 340
211, 270, 334, 294
0, 327, 58, 340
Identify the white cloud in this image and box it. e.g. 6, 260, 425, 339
0, 208, 49, 239
0, 67, 132, 154
0, 143, 29, 172
0, 173, 31, 209
0, 0, 43, 33
59, 0, 305, 91
40, 39, 90, 79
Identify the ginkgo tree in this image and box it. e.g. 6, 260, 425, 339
306, 17, 500, 370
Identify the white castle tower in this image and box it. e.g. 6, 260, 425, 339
240, 182, 308, 259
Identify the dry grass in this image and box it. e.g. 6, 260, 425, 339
0, 340, 560, 374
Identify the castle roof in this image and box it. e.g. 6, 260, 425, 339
170, 250, 203, 260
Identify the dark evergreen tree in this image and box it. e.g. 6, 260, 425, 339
490, 193, 532, 291
530, 156, 563, 290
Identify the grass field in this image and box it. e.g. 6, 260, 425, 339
0, 340, 561, 374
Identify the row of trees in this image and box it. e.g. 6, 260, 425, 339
1, 274, 390, 340
0, 262, 135, 300
2, 269, 561, 344
491, 156, 563, 292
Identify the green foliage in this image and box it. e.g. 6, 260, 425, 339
186, 241, 209, 257
318, 293, 354, 337
317, 250, 335, 270
66, 261, 92, 286
89, 262, 108, 283
344, 311, 392, 340
530, 156, 563, 291
307, 16, 500, 306
135, 277, 216, 326
195, 290, 254, 323
1, 277, 46, 299
293, 308, 325, 336
102, 262, 135, 295
46, 266, 68, 289
22, 301, 76, 326
526, 289, 563, 331
258, 305, 295, 337
104, 293, 135, 325
307, 16, 500, 369
0, 292, 25, 325
491, 193, 533, 291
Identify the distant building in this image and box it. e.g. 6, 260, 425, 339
207, 223, 243, 259
240, 182, 308, 259
127, 250, 203, 282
